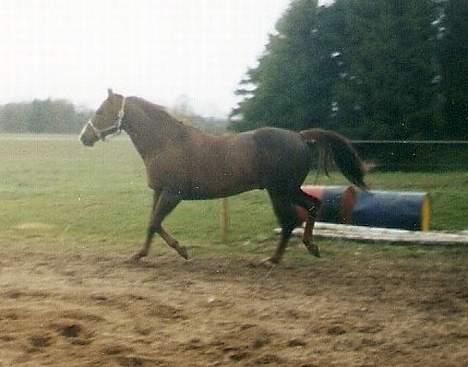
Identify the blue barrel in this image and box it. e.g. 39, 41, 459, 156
352, 191, 431, 231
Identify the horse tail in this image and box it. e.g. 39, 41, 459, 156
300, 128, 368, 191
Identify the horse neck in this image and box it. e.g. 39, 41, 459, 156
123, 97, 188, 160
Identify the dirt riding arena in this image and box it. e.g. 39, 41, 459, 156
0, 242, 467, 367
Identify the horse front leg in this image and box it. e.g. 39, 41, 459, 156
132, 190, 187, 261
158, 225, 188, 260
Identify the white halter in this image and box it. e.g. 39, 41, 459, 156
85, 97, 126, 140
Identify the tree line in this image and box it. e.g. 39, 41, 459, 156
0, 99, 92, 134
0, 96, 227, 135
231, 0, 468, 140
170, 95, 228, 134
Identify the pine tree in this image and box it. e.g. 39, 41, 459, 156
333, 0, 439, 139
438, 0, 468, 138
231, 0, 326, 131
231, 0, 466, 140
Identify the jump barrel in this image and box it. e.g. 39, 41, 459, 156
297, 186, 431, 231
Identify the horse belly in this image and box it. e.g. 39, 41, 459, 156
187, 138, 260, 199
188, 170, 260, 200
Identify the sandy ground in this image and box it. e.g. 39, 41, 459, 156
0, 242, 467, 367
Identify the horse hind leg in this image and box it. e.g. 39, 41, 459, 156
132, 190, 188, 261
265, 191, 299, 265
294, 190, 321, 257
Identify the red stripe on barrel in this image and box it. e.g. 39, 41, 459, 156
296, 185, 357, 224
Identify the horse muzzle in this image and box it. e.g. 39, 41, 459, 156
80, 135, 96, 147
79, 122, 99, 147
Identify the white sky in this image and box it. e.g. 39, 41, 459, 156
0, 0, 330, 117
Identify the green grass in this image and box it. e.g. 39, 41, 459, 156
1, 134, 467, 259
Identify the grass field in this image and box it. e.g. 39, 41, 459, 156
1, 133, 468, 257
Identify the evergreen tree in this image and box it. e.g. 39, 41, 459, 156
333, 0, 439, 139
438, 0, 468, 138
231, 0, 326, 131
231, 0, 467, 140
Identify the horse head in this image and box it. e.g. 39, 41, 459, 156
79, 89, 126, 147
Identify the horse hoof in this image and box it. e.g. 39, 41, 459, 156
124, 257, 138, 264
260, 257, 280, 268
308, 245, 321, 258
127, 252, 146, 263
178, 246, 189, 260
127, 256, 140, 264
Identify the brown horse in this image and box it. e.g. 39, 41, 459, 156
79, 89, 367, 264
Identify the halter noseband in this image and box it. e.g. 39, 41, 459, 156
86, 96, 126, 141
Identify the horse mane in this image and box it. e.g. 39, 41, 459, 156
125, 96, 203, 147
129, 96, 186, 128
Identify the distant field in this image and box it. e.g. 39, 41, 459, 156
1, 133, 467, 254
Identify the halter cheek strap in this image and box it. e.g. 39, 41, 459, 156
86, 97, 126, 141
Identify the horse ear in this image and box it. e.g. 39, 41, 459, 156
107, 88, 114, 98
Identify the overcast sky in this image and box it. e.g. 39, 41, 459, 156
1, 0, 331, 117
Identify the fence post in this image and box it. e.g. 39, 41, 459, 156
220, 198, 230, 242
